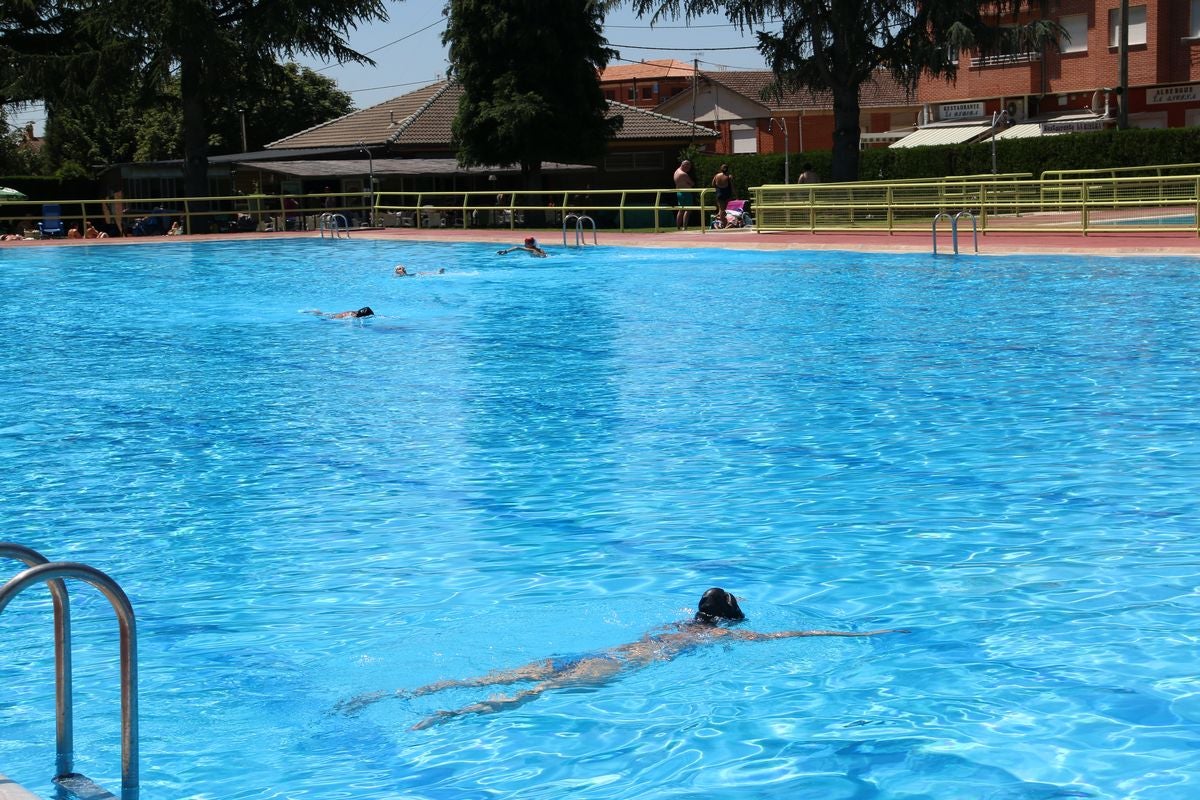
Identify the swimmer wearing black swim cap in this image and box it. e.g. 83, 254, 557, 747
337, 587, 906, 728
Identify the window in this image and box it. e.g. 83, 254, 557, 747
641, 87, 653, 100
731, 123, 757, 154
1109, 5, 1146, 47
1192, 0, 1200, 37
1060, 13, 1088, 53
627, 87, 636, 100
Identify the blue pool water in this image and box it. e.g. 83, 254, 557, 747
1, 239, 1199, 799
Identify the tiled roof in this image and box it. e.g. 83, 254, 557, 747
607, 100, 716, 140
600, 59, 696, 82
698, 70, 914, 111
265, 81, 450, 149
267, 80, 715, 150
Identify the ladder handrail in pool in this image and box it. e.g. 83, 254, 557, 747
931, 211, 979, 255
0, 543, 73, 778
562, 213, 597, 247
0, 553, 139, 800
319, 213, 351, 239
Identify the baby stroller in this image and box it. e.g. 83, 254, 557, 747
712, 199, 753, 229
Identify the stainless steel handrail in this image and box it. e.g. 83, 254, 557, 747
0, 561, 139, 800
0, 544, 73, 777
562, 213, 598, 247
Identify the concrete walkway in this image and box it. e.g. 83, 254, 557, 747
3, 225, 1197, 256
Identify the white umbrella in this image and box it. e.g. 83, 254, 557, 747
0, 186, 27, 201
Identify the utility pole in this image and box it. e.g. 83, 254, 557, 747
1118, 0, 1129, 129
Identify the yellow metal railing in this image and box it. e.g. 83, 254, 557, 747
753, 173, 1200, 236
371, 187, 716, 233
4, 168, 1199, 240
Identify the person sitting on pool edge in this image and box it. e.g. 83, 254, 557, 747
336, 587, 907, 729
497, 236, 547, 257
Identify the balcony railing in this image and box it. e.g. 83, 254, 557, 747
969, 51, 1041, 68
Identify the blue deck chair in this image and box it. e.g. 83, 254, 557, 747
38, 204, 65, 238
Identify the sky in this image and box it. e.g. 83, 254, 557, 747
14, 4, 777, 138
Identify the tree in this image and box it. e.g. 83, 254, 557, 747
1, 0, 389, 198
443, 0, 622, 189
618, 0, 1059, 181
39, 62, 354, 177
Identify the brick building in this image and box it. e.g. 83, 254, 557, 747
908, 0, 1200, 142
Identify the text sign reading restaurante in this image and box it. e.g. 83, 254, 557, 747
939, 102, 985, 120
1147, 84, 1200, 105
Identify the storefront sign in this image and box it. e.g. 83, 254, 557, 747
1147, 84, 1200, 105
939, 102, 985, 120
1041, 119, 1107, 133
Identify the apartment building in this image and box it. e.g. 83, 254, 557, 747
911, 0, 1200, 141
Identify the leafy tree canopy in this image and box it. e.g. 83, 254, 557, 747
615, 0, 1060, 181
38, 62, 353, 177
1, 0, 390, 196
444, 0, 621, 185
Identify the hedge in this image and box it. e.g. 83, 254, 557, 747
694, 126, 1200, 186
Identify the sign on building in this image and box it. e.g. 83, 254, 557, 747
1147, 85, 1200, 105
938, 102, 985, 120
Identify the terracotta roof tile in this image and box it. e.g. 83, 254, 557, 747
600, 59, 696, 82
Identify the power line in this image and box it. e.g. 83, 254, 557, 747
346, 77, 444, 95
605, 18, 781, 29
316, 17, 446, 72
610, 42, 759, 51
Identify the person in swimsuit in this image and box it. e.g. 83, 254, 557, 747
498, 236, 547, 257
337, 588, 906, 729
712, 164, 735, 228
673, 159, 696, 229
310, 306, 374, 319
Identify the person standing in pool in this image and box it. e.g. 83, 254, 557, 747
337, 588, 906, 729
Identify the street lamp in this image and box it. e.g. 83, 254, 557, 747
357, 140, 374, 225
990, 109, 1011, 175
768, 117, 790, 183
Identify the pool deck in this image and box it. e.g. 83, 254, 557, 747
3, 226, 1198, 256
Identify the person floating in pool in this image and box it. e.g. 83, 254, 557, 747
394, 264, 445, 276
497, 236, 547, 257
306, 306, 374, 319
337, 588, 906, 729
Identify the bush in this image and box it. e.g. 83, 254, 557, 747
703, 126, 1200, 185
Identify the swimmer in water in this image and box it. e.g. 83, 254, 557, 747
309, 306, 374, 319
337, 588, 906, 729
498, 236, 547, 257
395, 265, 445, 276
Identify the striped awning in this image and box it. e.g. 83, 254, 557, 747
889, 124, 992, 148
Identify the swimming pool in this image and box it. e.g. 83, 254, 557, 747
1, 239, 1198, 799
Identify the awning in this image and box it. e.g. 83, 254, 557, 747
994, 113, 1112, 139
860, 129, 915, 145
889, 123, 993, 148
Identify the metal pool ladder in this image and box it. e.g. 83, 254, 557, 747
0, 543, 138, 800
931, 211, 978, 255
562, 213, 597, 247
319, 213, 351, 239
